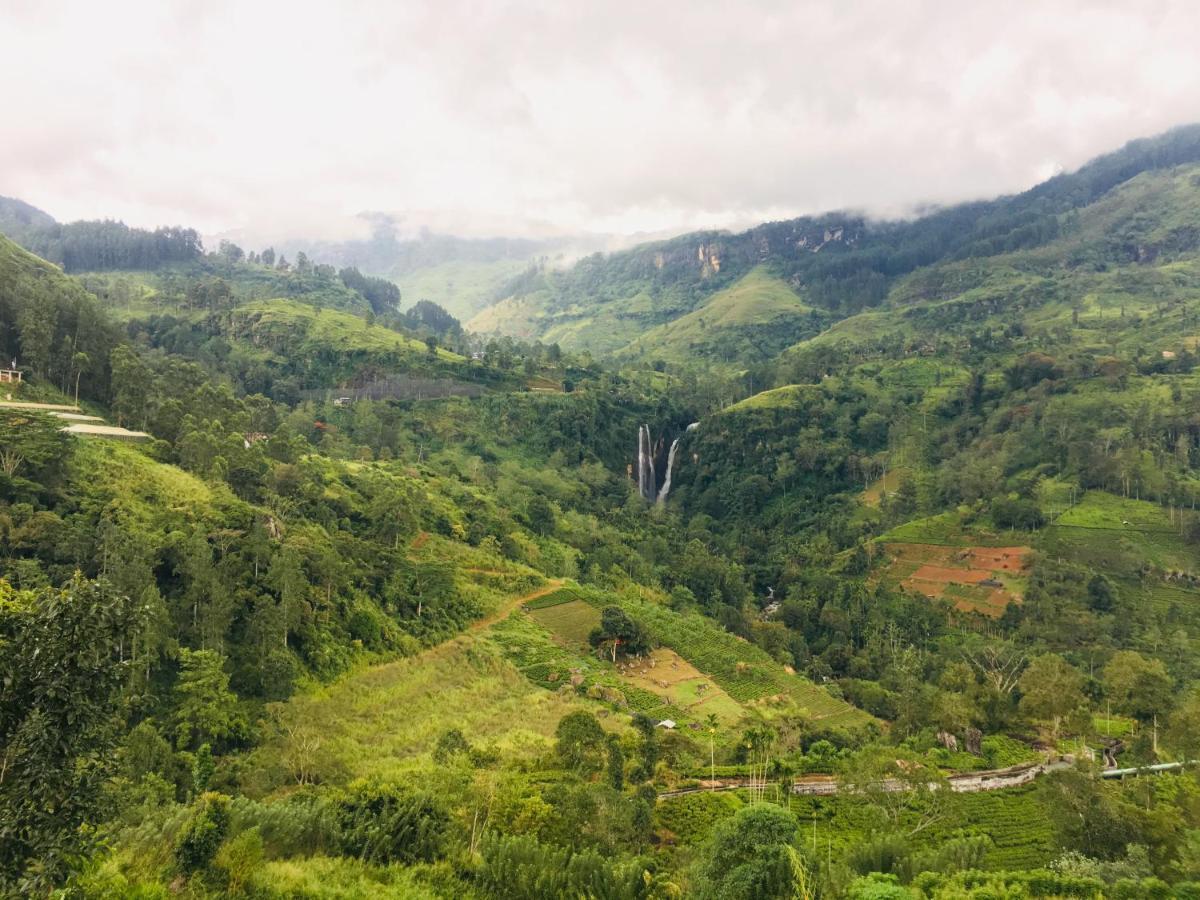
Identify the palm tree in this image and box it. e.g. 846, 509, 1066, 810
706, 713, 719, 790
742, 725, 776, 804
71, 351, 89, 405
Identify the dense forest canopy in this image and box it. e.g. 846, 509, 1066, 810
5, 126, 1200, 899
0, 197, 201, 272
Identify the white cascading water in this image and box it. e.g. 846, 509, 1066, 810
656, 438, 682, 504
637, 424, 656, 501
656, 422, 699, 504
637, 425, 647, 499
642, 425, 656, 500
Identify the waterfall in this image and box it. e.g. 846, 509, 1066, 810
637, 424, 656, 501
643, 425, 656, 500
656, 438, 682, 504
637, 425, 647, 499
656, 422, 699, 504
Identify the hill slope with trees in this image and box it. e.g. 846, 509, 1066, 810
6, 127, 1200, 898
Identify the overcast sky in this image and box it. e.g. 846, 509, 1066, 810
3, 0, 1199, 244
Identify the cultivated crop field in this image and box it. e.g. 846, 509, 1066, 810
657, 783, 1056, 871
576, 587, 871, 726
526, 598, 600, 647
882, 542, 1030, 616
1040, 490, 1199, 573
615, 648, 743, 724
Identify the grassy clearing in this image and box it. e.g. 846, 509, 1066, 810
392, 258, 530, 321
620, 266, 818, 362
69, 439, 216, 526
237, 298, 464, 361
489, 612, 680, 721
1055, 490, 1189, 532
254, 856, 443, 899
508, 602, 745, 725
527, 599, 600, 646
861, 466, 911, 507
720, 384, 812, 413
1092, 714, 1138, 739
880, 510, 1040, 548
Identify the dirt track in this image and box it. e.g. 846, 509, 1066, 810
470, 579, 564, 633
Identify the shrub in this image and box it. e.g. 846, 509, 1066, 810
476, 831, 655, 900
334, 779, 448, 864
175, 792, 231, 873
214, 826, 264, 895
229, 791, 336, 858
555, 710, 607, 774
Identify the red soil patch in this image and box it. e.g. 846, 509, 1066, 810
909, 565, 992, 584
968, 547, 1029, 571
884, 542, 1031, 617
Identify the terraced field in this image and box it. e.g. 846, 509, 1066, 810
613, 648, 743, 724
492, 581, 869, 728
522, 593, 743, 724
882, 543, 1030, 616
1040, 490, 1199, 573
488, 613, 682, 721
580, 588, 871, 726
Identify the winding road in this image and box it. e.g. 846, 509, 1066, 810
657, 757, 1189, 800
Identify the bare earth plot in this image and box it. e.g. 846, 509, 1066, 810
884, 542, 1031, 616
615, 648, 743, 724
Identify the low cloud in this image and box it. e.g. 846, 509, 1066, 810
3, 1, 1199, 244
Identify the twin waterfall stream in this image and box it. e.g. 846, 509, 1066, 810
637, 422, 699, 504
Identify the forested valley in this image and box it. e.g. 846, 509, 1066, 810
7, 127, 1200, 899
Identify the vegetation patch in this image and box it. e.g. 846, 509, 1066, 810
243, 634, 585, 792
523, 585, 583, 610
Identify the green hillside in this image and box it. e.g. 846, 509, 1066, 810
0, 232, 118, 393
474, 124, 1200, 365
617, 266, 822, 364
231, 298, 463, 360
11, 127, 1200, 899
394, 258, 531, 321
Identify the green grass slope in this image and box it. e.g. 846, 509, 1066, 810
393, 258, 530, 321
232, 299, 464, 361
781, 163, 1200, 367
618, 266, 823, 364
